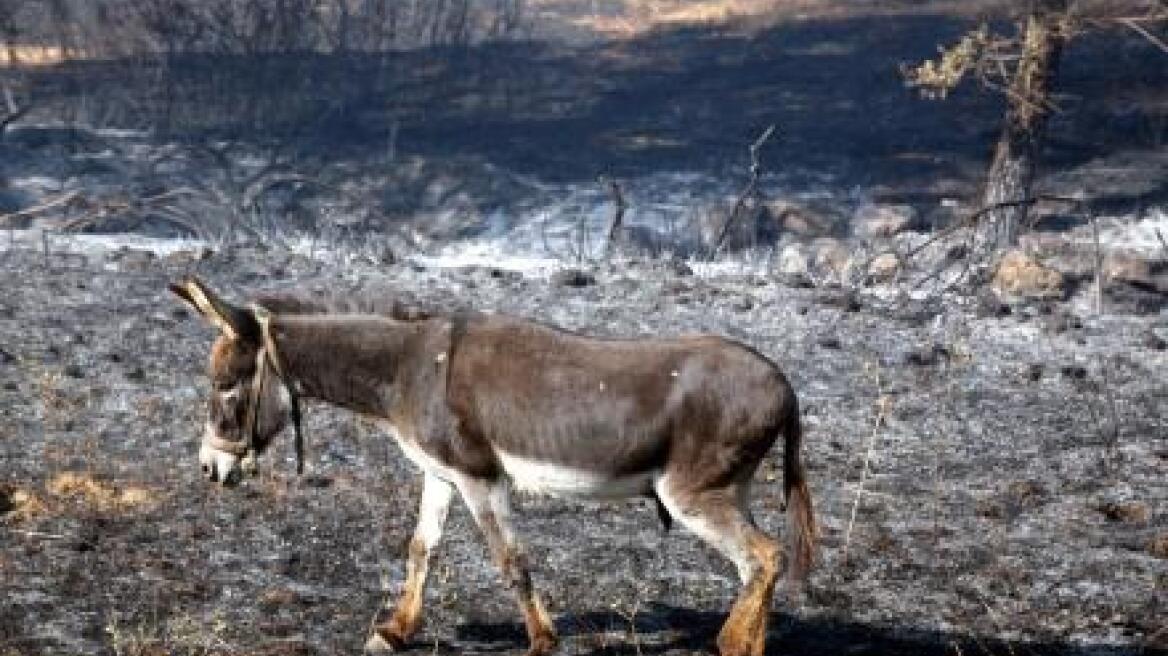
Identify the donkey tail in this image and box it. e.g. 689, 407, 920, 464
782, 393, 817, 592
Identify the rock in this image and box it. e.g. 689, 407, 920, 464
1059, 364, 1088, 380
551, 269, 596, 288
763, 200, 843, 238
867, 253, 901, 283
696, 199, 843, 254
809, 238, 853, 283
0, 348, 14, 365
1103, 253, 1154, 286
776, 244, 809, 278
853, 203, 918, 239
63, 363, 84, 379
992, 250, 1066, 300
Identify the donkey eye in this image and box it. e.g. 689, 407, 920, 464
213, 380, 236, 392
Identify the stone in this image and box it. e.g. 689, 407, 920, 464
810, 238, 852, 283
854, 203, 918, 239
991, 250, 1066, 300
867, 253, 901, 283
763, 200, 842, 238
776, 244, 809, 278
1103, 253, 1154, 286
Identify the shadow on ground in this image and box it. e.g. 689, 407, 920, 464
453, 603, 1161, 656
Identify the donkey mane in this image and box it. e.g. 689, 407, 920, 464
250, 287, 448, 321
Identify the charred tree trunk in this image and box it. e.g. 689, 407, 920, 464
982, 0, 1068, 248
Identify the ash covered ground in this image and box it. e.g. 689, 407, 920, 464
2, 3, 1167, 654
1, 236, 1164, 656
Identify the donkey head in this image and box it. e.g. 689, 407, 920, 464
169, 277, 293, 486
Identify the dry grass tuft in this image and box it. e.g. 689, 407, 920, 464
46, 471, 159, 513
0, 482, 48, 522
1149, 533, 1168, 559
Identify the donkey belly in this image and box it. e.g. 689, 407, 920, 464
496, 450, 657, 499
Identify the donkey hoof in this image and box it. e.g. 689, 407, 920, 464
525, 632, 559, 656
364, 629, 406, 654
715, 633, 759, 656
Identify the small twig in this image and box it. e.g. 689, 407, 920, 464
708, 124, 776, 260
601, 175, 627, 253
1096, 361, 1123, 473
1089, 208, 1104, 315
0, 84, 30, 134
842, 365, 891, 569
1117, 16, 1168, 54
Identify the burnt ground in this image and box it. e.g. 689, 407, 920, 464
16, 9, 1168, 213
1, 243, 1165, 656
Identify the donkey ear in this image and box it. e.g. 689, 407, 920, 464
168, 277, 259, 342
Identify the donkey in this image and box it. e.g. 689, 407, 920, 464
169, 276, 816, 656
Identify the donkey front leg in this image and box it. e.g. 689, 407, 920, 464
458, 477, 558, 656
366, 472, 454, 653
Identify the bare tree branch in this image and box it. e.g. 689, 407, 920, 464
708, 124, 776, 260
0, 191, 81, 227
1117, 15, 1168, 53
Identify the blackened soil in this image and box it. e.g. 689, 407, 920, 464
1, 245, 1165, 656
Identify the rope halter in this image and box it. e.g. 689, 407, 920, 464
206, 306, 305, 475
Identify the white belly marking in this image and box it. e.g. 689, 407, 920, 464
495, 450, 654, 499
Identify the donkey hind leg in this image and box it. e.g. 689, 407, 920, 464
656, 479, 781, 656
458, 477, 558, 656
366, 473, 455, 653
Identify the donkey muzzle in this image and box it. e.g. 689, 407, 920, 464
200, 440, 244, 487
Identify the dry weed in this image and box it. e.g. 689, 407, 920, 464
46, 471, 159, 513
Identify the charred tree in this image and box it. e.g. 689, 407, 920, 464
904, 1, 1078, 249
982, 0, 1069, 248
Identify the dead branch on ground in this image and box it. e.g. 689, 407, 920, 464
842, 363, 891, 569
0, 191, 82, 228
